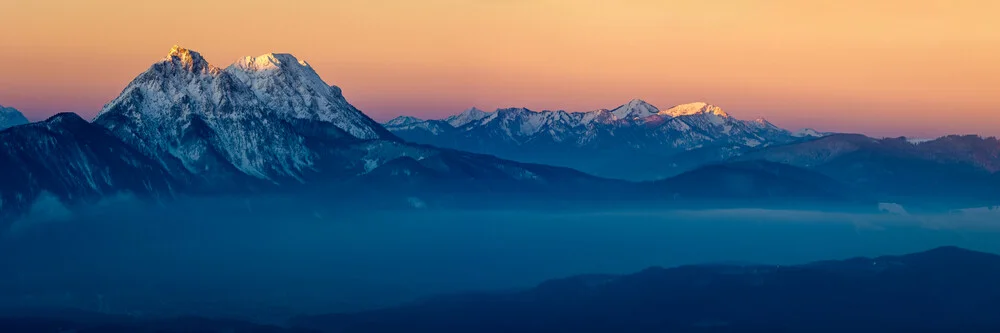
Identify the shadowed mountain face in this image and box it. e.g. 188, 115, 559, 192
383, 101, 816, 181
0, 113, 176, 222
292, 246, 1000, 333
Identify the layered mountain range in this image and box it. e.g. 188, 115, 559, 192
385, 100, 818, 180
0, 46, 633, 223
386, 102, 1000, 209
1, 45, 998, 224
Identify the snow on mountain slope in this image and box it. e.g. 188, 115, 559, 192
89, 45, 611, 191
659, 102, 728, 117
94, 46, 324, 183
445, 107, 490, 127
793, 128, 831, 138
906, 137, 934, 144
609, 99, 659, 121
0, 105, 29, 130
225, 53, 393, 140
385, 115, 425, 127
389, 100, 793, 150
384, 116, 453, 135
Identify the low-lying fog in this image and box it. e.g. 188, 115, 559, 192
3, 195, 1000, 322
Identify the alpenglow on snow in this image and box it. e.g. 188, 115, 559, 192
93, 45, 396, 181
382, 99, 819, 180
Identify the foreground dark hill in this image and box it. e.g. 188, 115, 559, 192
293, 246, 1000, 333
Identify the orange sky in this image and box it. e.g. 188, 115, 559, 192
1, 0, 997, 137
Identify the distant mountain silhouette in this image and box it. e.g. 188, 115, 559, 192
293, 246, 1000, 333
741, 134, 1000, 208
649, 160, 860, 205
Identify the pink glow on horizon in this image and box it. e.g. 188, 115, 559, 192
1, 0, 997, 138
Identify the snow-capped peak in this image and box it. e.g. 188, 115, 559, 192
792, 128, 830, 138
224, 51, 390, 139
94, 45, 398, 183
445, 107, 491, 127
610, 99, 659, 120
660, 102, 729, 118
232, 53, 311, 72
0, 104, 20, 115
385, 115, 425, 127
164, 45, 218, 74
0, 104, 30, 130
905, 137, 934, 145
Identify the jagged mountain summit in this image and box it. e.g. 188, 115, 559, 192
0, 105, 29, 130
445, 107, 490, 127
227, 52, 391, 138
384, 99, 811, 180
93, 45, 395, 184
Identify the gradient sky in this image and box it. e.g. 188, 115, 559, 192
1, 0, 997, 137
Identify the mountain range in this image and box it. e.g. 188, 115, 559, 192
1, 45, 999, 224
0, 46, 634, 224
385, 103, 1000, 208
384, 100, 819, 180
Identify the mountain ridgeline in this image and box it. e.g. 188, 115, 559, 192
387, 105, 1000, 209
385, 100, 815, 181
291, 246, 1000, 333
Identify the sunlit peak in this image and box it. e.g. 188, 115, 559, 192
661, 102, 729, 118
